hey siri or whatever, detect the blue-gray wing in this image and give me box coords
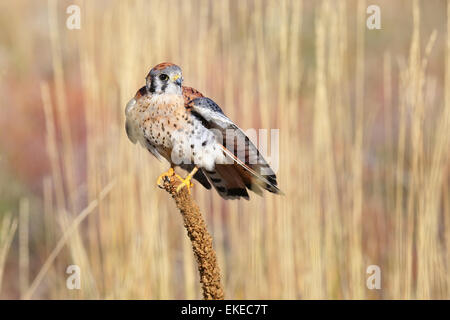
[187,97,282,197]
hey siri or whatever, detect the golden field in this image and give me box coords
[0,0,449,299]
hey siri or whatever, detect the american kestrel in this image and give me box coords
[125,62,282,200]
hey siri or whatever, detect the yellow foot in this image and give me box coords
[156,168,176,187]
[175,176,194,193]
[175,167,199,193]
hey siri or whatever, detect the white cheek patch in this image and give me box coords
[153,78,182,95]
[164,83,182,95]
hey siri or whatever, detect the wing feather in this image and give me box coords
[186,96,283,196]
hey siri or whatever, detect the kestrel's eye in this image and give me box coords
[159,74,169,81]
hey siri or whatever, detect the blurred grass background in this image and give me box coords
[0,0,449,299]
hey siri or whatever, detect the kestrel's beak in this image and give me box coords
[173,74,182,86]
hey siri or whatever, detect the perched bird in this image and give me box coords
[125,62,282,200]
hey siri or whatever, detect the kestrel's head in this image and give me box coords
[146,62,183,95]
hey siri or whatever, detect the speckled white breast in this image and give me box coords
[126,93,223,170]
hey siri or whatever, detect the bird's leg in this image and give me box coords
[156,167,176,187]
[176,167,199,193]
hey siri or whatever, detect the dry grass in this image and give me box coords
[0,0,448,299]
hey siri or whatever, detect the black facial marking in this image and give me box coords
[148,78,156,93]
[161,81,168,92]
[139,86,147,96]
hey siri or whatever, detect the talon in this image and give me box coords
[176,177,194,193]
[175,167,199,193]
[156,167,175,187]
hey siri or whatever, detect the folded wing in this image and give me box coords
[186,96,283,199]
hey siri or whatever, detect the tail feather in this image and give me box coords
[205,165,250,200]
[234,164,264,197]
[220,145,284,195]
[203,144,283,200]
